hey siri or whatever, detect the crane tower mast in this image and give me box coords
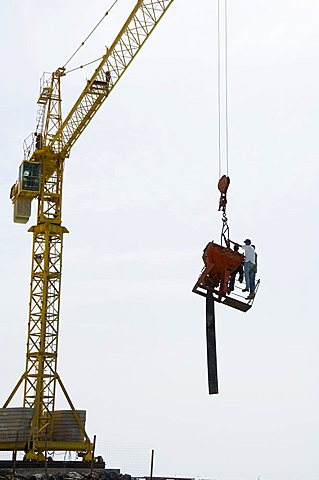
[3,0,174,461]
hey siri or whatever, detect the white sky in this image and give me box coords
[1,1,319,479]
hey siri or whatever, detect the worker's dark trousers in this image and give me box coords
[244,261,254,290]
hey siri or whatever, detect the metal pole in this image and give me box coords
[44,431,48,476]
[206,294,219,394]
[12,432,18,477]
[150,449,154,480]
[90,435,97,476]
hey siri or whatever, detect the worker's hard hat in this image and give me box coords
[244,239,251,245]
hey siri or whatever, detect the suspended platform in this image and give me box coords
[193,281,260,312]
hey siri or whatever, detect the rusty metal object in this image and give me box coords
[199,242,243,297]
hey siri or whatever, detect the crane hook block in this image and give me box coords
[218,175,230,212]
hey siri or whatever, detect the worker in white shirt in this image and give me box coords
[241,239,256,298]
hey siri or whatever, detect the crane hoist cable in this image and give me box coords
[217,0,230,246]
[217,0,229,178]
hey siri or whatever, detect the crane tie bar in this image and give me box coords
[65,56,104,75]
[63,0,120,69]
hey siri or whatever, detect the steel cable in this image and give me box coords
[217,0,229,177]
[225,0,229,176]
[217,0,230,245]
[63,0,120,69]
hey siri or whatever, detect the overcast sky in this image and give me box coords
[1,1,319,479]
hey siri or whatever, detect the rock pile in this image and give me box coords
[0,471,131,480]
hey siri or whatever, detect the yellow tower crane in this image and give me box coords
[1,0,174,463]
